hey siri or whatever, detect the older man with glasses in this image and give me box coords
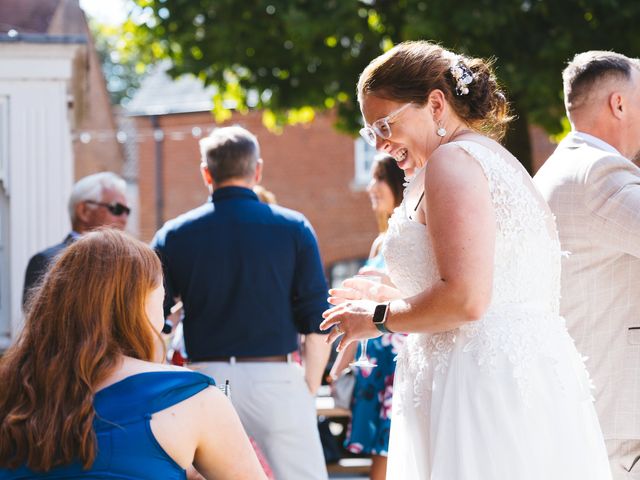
[22,171,130,307]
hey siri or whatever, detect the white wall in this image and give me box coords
[0,183,9,347]
[0,41,81,346]
[0,96,9,346]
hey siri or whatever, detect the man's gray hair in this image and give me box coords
[68,172,127,221]
[563,50,640,112]
[199,126,260,184]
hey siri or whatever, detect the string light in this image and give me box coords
[71,123,218,144]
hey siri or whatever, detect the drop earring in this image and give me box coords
[436,124,447,137]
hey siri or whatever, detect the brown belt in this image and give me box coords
[193,354,289,363]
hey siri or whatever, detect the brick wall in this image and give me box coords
[71,44,124,179]
[134,110,377,269]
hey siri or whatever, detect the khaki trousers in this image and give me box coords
[607,439,640,479]
[190,360,328,480]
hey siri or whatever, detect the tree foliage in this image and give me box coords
[91,20,145,106]
[121,0,640,165]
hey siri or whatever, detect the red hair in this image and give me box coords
[0,229,162,471]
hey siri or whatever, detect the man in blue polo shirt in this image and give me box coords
[152,125,331,480]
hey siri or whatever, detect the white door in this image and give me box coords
[0,95,9,346]
[0,185,9,345]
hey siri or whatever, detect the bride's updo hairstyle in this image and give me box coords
[357,41,511,140]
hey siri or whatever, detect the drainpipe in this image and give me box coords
[151,115,164,230]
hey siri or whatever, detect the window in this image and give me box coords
[352,138,377,189]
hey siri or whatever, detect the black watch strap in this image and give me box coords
[372,302,394,334]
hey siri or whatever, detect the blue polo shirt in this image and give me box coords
[151,186,329,360]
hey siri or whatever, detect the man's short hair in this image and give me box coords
[199,126,260,184]
[563,51,639,112]
[68,172,127,222]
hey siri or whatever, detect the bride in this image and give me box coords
[320,41,611,479]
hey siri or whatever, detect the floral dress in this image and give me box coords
[345,333,406,456]
[344,253,406,457]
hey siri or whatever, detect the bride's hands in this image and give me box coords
[320,300,381,351]
[328,276,402,305]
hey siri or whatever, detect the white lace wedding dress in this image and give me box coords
[383,141,611,480]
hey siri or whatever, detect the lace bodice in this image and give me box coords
[383,141,584,409]
[384,140,561,310]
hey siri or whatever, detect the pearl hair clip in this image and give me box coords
[450,59,474,96]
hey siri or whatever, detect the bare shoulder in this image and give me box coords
[97,357,193,391]
[122,356,192,374]
[425,141,487,187]
[152,363,193,373]
[176,383,232,422]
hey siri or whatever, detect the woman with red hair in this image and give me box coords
[0,229,265,479]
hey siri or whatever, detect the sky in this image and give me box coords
[79,0,129,25]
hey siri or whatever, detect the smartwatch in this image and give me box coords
[372,302,394,334]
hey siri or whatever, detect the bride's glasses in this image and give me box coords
[359,103,412,147]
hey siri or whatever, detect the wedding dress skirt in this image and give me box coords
[384,141,611,480]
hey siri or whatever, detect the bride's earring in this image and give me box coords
[436,122,447,137]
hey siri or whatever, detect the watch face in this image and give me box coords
[373,303,387,324]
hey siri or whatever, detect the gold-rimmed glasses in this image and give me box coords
[359,103,413,147]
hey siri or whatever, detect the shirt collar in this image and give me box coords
[211,186,259,202]
[570,130,622,156]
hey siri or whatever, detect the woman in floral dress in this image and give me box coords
[330,154,406,480]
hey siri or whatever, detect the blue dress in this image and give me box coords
[0,370,215,479]
[345,254,406,456]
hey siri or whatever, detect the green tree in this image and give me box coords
[124,0,640,171]
[91,20,146,106]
